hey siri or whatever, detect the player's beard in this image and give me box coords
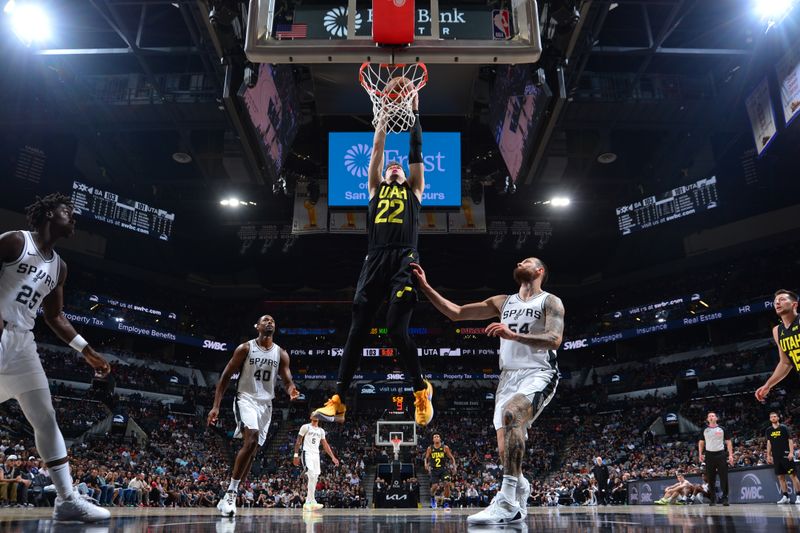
[513,266,536,285]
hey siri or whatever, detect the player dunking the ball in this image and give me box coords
[208,314,299,517]
[293,415,340,511]
[412,258,564,524]
[0,193,111,522]
[313,79,433,426]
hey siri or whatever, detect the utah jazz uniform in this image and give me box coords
[767,423,796,475]
[429,444,448,485]
[355,181,421,307]
[493,292,559,431]
[0,231,60,402]
[778,316,800,371]
[234,339,280,446]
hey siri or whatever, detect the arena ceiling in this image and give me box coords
[0,0,798,293]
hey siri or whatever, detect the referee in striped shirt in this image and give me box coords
[698,411,733,506]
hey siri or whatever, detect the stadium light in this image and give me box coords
[5,1,52,46]
[220,197,256,207]
[550,196,571,207]
[754,0,797,23]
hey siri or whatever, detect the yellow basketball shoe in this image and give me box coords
[311,394,346,423]
[413,380,434,426]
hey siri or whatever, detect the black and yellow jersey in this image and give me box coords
[778,315,800,371]
[430,445,446,471]
[367,182,420,251]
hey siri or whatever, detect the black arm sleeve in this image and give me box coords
[409,111,422,164]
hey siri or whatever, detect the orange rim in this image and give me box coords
[359,61,428,98]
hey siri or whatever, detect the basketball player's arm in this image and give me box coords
[407,97,425,201]
[0,231,25,333]
[292,432,304,466]
[444,445,456,472]
[207,342,248,426]
[487,295,565,350]
[411,264,504,320]
[321,438,339,466]
[767,439,773,463]
[368,126,387,199]
[756,326,794,401]
[41,259,111,377]
[279,348,299,400]
[424,446,432,472]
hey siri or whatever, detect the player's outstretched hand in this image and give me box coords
[288,384,301,401]
[485,322,516,340]
[207,407,219,427]
[755,384,770,403]
[410,263,428,287]
[292,456,300,467]
[333,458,340,467]
[83,346,111,378]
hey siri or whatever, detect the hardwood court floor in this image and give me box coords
[0,504,797,532]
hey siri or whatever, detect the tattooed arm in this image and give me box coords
[485,295,565,350]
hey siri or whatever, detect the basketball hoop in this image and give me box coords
[390,436,403,461]
[359,62,428,134]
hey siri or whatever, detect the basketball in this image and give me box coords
[385,76,414,99]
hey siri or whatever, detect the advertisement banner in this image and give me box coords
[561,297,776,350]
[292,181,328,234]
[328,132,461,208]
[329,211,367,233]
[745,78,778,156]
[86,294,176,320]
[296,371,501,381]
[294,6,495,40]
[448,197,487,233]
[777,45,800,126]
[46,309,231,351]
[627,467,785,504]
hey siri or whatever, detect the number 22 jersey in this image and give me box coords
[367,182,420,250]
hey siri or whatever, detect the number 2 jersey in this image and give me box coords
[778,315,800,371]
[367,182,420,250]
[498,292,558,372]
[0,231,60,331]
[236,339,280,402]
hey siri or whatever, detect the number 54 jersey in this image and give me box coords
[498,292,558,372]
[237,339,280,401]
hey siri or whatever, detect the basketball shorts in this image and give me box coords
[302,451,321,476]
[493,368,559,431]
[775,457,797,476]
[233,393,272,446]
[354,247,419,306]
[430,469,447,484]
[0,327,49,404]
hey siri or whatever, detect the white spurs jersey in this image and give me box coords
[299,423,326,454]
[498,291,558,371]
[0,231,60,330]
[236,339,280,401]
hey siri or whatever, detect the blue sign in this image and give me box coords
[328,132,461,207]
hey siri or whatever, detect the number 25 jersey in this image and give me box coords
[368,182,420,250]
[237,340,280,401]
[499,292,558,371]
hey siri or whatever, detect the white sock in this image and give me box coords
[228,479,240,492]
[500,475,518,500]
[307,475,318,503]
[516,475,529,495]
[49,463,74,500]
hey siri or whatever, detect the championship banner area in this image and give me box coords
[418,212,448,233]
[329,211,367,234]
[627,466,786,505]
[777,45,800,126]
[292,181,328,234]
[448,196,487,233]
[746,78,778,156]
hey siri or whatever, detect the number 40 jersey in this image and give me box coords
[237,339,280,401]
[498,292,558,372]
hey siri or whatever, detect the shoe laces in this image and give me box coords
[226,492,236,504]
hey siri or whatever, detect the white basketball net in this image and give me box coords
[359,62,428,134]
[390,438,402,460]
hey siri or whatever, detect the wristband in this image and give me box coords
[69,335,88,353]
[294,453,299,458]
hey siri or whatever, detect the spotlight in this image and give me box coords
[5,1,52,46]
[220,197,241,207]
[754,0,797,22]
[550,196,571,207]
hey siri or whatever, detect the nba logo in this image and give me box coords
[493,9,510,40]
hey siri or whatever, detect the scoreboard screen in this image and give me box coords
[71,181,175,241]
[616,176,718,236]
